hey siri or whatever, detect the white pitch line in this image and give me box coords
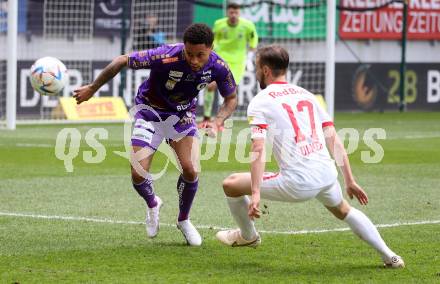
[1,211,439,235]
[0,143,53,148]
[16,143,53,148]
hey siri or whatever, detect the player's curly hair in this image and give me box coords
[257,45,290,77]
[183,23,214,47]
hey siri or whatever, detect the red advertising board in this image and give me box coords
[339,0,440,40]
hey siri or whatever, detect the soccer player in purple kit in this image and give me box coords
[73,24,238,246]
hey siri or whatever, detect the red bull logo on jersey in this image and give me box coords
[268,87,305,99]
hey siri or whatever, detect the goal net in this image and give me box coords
[0,0,333,126]
[128,0,178,107]
[0,0,180,126]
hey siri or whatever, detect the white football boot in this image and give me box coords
[145,196,163,238]
[216,229,261,248]
[384,255,405,268]
[177,219,202,246]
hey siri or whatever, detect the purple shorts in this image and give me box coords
[131,105,198,150]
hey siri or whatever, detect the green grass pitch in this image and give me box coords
[1,112,439,283]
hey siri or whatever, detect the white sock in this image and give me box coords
[226,196,258,240]
[344,207,395,261]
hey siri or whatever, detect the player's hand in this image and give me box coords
[248,193,261,220]
[73,84,95,105]
[205,121,220,138]
[346,181,368,205]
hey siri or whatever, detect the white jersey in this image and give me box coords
[247,82,338,190]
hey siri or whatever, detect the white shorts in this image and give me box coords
[260,172,343,207]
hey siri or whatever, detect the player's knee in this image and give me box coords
[131,166,147,184]
[181,165,198,182]
[331,199,351,220]
[222,174,237,196]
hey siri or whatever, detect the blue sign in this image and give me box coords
[0,0,28,33]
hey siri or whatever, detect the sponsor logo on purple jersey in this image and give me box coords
[128,43,236,113]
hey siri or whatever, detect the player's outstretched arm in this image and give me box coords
[249,137,265,219]
[324,125,369,205]
[73,54,128,104]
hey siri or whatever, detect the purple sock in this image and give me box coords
[177,175,198,221]
[133,177,157,208]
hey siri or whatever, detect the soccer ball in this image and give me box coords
[30,57,68,96]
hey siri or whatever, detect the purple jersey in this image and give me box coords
[128,43,236,112]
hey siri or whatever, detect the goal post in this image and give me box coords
[6,0,17,130]
[0,0,180,126]
[325,0,336,119]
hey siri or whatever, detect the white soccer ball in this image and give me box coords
[30,57,68,96]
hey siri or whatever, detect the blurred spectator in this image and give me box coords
[133,13,166,51]
[199,2,258,127]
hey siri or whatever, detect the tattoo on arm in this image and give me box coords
[215,93,238,124]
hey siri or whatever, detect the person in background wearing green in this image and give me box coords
[199,2,258,129]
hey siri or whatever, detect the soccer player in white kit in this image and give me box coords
[216,45,404,268]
